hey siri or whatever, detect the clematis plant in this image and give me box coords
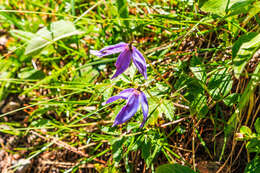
[90,42,147,79]
[104,88,148,127]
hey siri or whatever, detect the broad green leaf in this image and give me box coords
[199,0,228,16]
[232,32,260,79]
[51,20,82,41]
[25,20,83,55]
[244,156,260,173]
[155,164,196,173]
[199,0,256,16]
[227,0,255,16]
[228,0,255,11]
[10,29,36,41]
[25,27,52,55]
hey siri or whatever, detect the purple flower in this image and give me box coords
[90,42,147,79]
[104,88,148,127]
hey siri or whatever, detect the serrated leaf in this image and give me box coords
[147,99,160,126]
[232,32,260,79]
[190,66,206,82]
[208,68,233,100]
[159,100,175,121]
[155,164,196,173]
[191,93,208,117]
[246,139,260,153]
[223,93,239,106]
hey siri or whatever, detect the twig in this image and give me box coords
[30,130,106,165]
[161,117,187,127]
[73,1,102,23]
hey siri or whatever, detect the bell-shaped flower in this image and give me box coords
[90,42,147,79]
[104,88,148,127]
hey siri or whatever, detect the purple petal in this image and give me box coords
[111,49,132,79]
[132,47,147,79]
[105,88,135,105]
[90,42,127,57]
[113,93,140,126]
[90,50,103,57]
[139,91,148,127]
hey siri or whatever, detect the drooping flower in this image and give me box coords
[104,88,148,127]
[90,42,147,79]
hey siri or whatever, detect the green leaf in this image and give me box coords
[228,0,255,11]
[51,20,82,41]
[199,0,256,16]
[199,0,228,16]
[254,118,260,134]
[159,100,175,121]
[240,126,252,136]
[208,68,233,100]
[25,20,83,55]
[18,67,45,79]
[190,66,206,83]
[146,99,160,126]
[78,66,99,83]
[116,0,129,27]
[10,29,36,42]
[232,32,260,79]
[111,137,125,165]
[25,27,52,55]
[191,93,208,117]
[244,156,260,173]
[225,63,260,136]
[223,93,240,106]
[155,164,196,173]
[246,138,260,153]
[242,1,260,26]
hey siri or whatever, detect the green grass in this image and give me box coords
[0,0,259,172]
